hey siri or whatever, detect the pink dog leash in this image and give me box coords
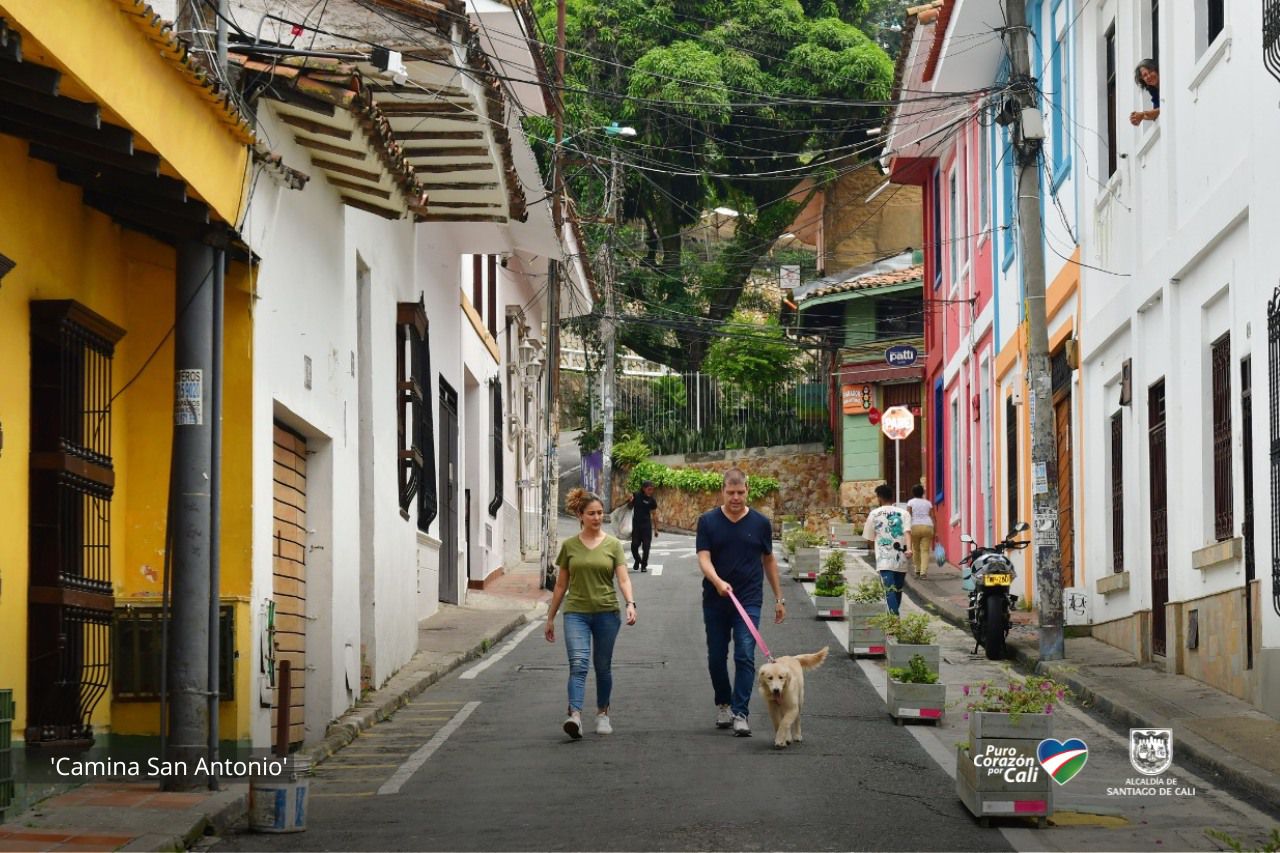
[727,589,774,662]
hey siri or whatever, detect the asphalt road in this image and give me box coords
[214,529,1277,852]
[213,532,1008,852]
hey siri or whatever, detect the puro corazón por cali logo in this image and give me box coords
[1036,738,1089,785]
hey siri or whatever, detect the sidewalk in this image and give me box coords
[903,559,1280,812]
[0,578,548,852]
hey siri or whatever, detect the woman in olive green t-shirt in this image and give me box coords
[545,488,637,739]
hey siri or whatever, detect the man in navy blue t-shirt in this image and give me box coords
[696,467,784,737]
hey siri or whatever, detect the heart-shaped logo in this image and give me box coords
[1037,738,1088,785]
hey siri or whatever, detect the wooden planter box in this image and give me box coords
[956,711,1054,826]
[813,593,845,620]
[886,679,946,724]
[887,642,940,673]
[791,548,819,581]
[847,601,886,657]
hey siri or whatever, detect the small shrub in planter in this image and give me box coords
[813,551,847,619]
[886,653,946,725]
[871,613,941,673]
[847,575,887,657]
[785,529,824,580]
[954,674,1074,827]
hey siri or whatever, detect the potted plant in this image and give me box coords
[813,551,847,619]
[886,654,945,725]
[954,674,1074,827]
[780,515,801,538]
[872,613,941,674]
[846,575,887,657]
[783,528,824,580]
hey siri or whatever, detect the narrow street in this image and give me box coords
[214,531,1276,852]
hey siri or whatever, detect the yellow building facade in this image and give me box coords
[0,0,255,758]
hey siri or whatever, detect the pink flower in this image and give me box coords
[963,712,969,720]
[1045,704,1054,715]
[963,685,970,696]
[1056,690,1065,700]
[979,684,988,694]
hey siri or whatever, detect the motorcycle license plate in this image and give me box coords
[983,573,1013,586]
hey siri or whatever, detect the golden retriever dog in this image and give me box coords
[757,647,829,749]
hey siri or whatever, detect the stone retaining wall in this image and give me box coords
[612,444,845,536]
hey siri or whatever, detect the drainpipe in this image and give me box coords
[207,246,225,789]
[165,239,213,790]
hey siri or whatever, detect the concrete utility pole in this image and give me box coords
[541,0,567,589]
[600,149,620,512]
[1005,0,1064,660]
[167,240,215,789]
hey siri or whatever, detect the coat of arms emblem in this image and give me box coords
[1129,728,1173,776]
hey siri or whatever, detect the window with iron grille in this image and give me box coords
[1266,0,1280,84]
[1104,24,1118,178]
[114,606,234,700]
[397,299,438,530]
[1268,286,1280,617]
[1006,395,1018,528]
[488,376,503,518]
[1111,411,1124,571]
[1211,333,1233,541]
[27,300,124,746]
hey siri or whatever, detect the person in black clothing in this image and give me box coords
[627,480,660,572]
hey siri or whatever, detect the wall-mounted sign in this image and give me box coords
[867,406,882,426]
[884,345,919,368]
[842,383,873,414]
[780,265,801,290]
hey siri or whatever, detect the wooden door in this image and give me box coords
[1148,381,1169,658]
[1054,392,1075,588]
[272,423,307,747]
[881,383,923,501]
[438,383,459,604]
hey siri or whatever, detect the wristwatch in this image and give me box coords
[776,599,786,606]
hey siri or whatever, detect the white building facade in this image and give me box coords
[194,0,586,746]
[1075,0,1280,718]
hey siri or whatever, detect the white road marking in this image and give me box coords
[647,564,663,576]
[377,701,480,795]
[459,620,542,680]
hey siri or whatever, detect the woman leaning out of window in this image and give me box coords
[1130,58,1160,126]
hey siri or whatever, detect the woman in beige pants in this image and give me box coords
[905,484,936,578]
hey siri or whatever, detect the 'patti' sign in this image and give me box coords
[884,345,919,367]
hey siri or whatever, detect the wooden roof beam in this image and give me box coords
[277,112,353,141]
[0,56,60,95]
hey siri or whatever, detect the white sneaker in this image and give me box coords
[715,705,733,729]
[733,714,751,737]
[595,713,613,735]
[563,711,582,739]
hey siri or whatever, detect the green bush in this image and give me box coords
[888,654,939,684]
[848,574,886,603]
[625,460,780,502]
[814,550,846,597]
[869,613,937,646]
[611,433,652,469]
[782,527,824,555]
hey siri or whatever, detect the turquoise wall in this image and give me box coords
[842,415,882,481]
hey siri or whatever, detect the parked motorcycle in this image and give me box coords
[958,522,1030,660]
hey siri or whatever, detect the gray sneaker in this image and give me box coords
[733,714,751,737]
[563,711,582,739]
[595,713,613,735]
[715,705,733,729]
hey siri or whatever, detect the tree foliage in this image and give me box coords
[701,312,802,396]
[531,0,894,372]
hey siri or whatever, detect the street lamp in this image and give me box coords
[550,122,637,145]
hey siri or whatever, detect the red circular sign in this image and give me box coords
[867,407,881,425]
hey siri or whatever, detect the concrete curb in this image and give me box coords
[302,611,531,769]
[902,580,1280,812]
[119,788,248,852]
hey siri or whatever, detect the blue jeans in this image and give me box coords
[880,570,907,616]
[563,610,622,713]
[703,599,761,719]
